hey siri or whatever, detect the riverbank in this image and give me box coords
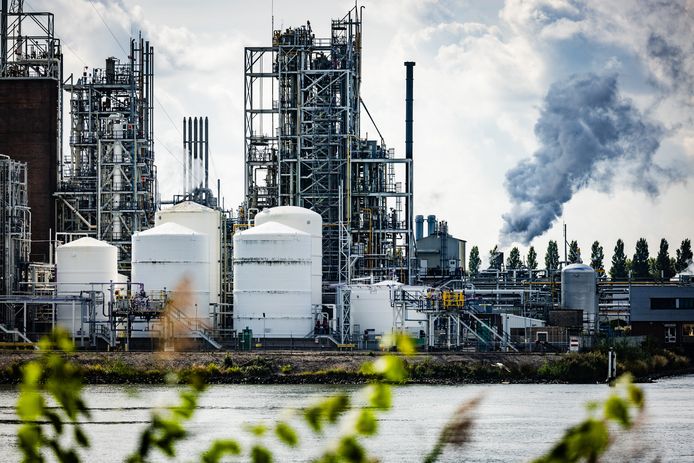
[0,348,690,385]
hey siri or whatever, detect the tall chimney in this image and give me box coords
[405,61,415,284]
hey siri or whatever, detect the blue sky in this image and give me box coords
[30,0,694,267]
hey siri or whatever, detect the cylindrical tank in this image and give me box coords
[427,214,437,236]
[233,221,312,338]
[415,215,424,240]
[155,201,221,307]
[132,222,210,326]
[561,263,598,331]
[254,206,322,306]
[56,237,119,334]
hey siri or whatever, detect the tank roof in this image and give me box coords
[59,237,115,249]
[137,222,200,236]
[562,263,595,272]
[256,206,321,220]
[162,201,215,213]
[239,221,309,236]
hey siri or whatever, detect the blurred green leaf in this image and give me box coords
[250,444,273,463]
[366,383,392,411]
[373,356,407,383]
[275,421,298,447]
[354,409,377,436]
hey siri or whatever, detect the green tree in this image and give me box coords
[568,240,581,264]
[527,246,538,270]
[675,238,693,272]
[632,238,650,280]
[468,246,481,277]
[590,241,604,273]
[610,239,628,280]
[545,241,559,272]
[655,238,675,280]
[506,247,522,269]
[489,245,502,270]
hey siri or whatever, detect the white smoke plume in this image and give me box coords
[500,72,682,245]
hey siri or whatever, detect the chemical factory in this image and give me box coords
[1,2,693,353]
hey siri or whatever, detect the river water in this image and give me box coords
[1,376,692,462]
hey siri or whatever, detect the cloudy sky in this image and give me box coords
[29,0,694,267]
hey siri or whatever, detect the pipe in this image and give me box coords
[204,116,209,190]
[404,61,415,284]
[182,117,187,194]
[415,215,424,241]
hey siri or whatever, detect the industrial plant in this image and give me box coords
[1,1,693,353]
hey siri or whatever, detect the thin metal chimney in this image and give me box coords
[405,61,415,283]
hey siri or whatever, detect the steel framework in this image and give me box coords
[243,6,413,299]
[56,35,156,275]
[0,154,30,305]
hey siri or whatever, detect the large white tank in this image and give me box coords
[254,206,322,306]
[233,221,312,338]
[56,237,119,334]
[132,222,210,325]
[350,281,427,337]
[155,201,221,306]
[561,263,598,331]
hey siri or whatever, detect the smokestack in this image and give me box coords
[405,62,415,160]
[187,117,193,193]
[415,215,424,241]
[204,117,209,190]
[405,61,415,284]
[427,215,436,236]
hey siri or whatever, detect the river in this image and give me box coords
[1,375,692,462]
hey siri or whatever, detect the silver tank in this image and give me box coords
[561,263,598,332]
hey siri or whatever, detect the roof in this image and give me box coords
[59,237,115,249]
[238,221,309,236]
[137,222,200,236]
[562,263,594,273]
[162,201,215,213]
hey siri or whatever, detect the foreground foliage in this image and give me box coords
[17,329,649,462]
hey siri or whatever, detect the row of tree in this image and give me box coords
[467,238,693,281]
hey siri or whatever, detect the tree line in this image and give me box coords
[467,238,693,280]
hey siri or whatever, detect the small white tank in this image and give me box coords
[156,201,221,306]
[132,222,210,326]
[56,237,119,334]
[254,206,323,306]
[233,221,312,338]
[561,263,598,331]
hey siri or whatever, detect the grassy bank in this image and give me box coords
[0,348,690,385]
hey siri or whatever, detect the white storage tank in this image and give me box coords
[156,201,221,307]
[56,237,119,334]
[233,221,312,338]
[132,222,210,326]
[254,206,322,306]
[561,263,598,332]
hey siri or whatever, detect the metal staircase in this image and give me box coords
[167,306,222,350]
[0,324,38,349]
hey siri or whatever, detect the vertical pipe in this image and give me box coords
[198,116,204,189]
[187,117,192,193]
[182,117,187,194]
[193,117,198,190]
[205,117,209,190]
[404,61,415,284]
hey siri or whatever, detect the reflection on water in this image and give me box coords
[1,376,693,462]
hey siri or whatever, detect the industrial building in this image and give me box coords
[242,7,414,295]
[0,2,693,353]
[415,215,466,281]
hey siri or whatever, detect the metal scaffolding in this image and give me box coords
[1,0,62,79]
[0,155,30,327]
[56,35,156,275]
[243,6,413,298]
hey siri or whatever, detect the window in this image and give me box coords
[683,325,694,338]
[679,298,694,310]
[536,331,548,342]
[651,298,677,310]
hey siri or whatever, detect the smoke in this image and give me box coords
[500,72,681,245]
